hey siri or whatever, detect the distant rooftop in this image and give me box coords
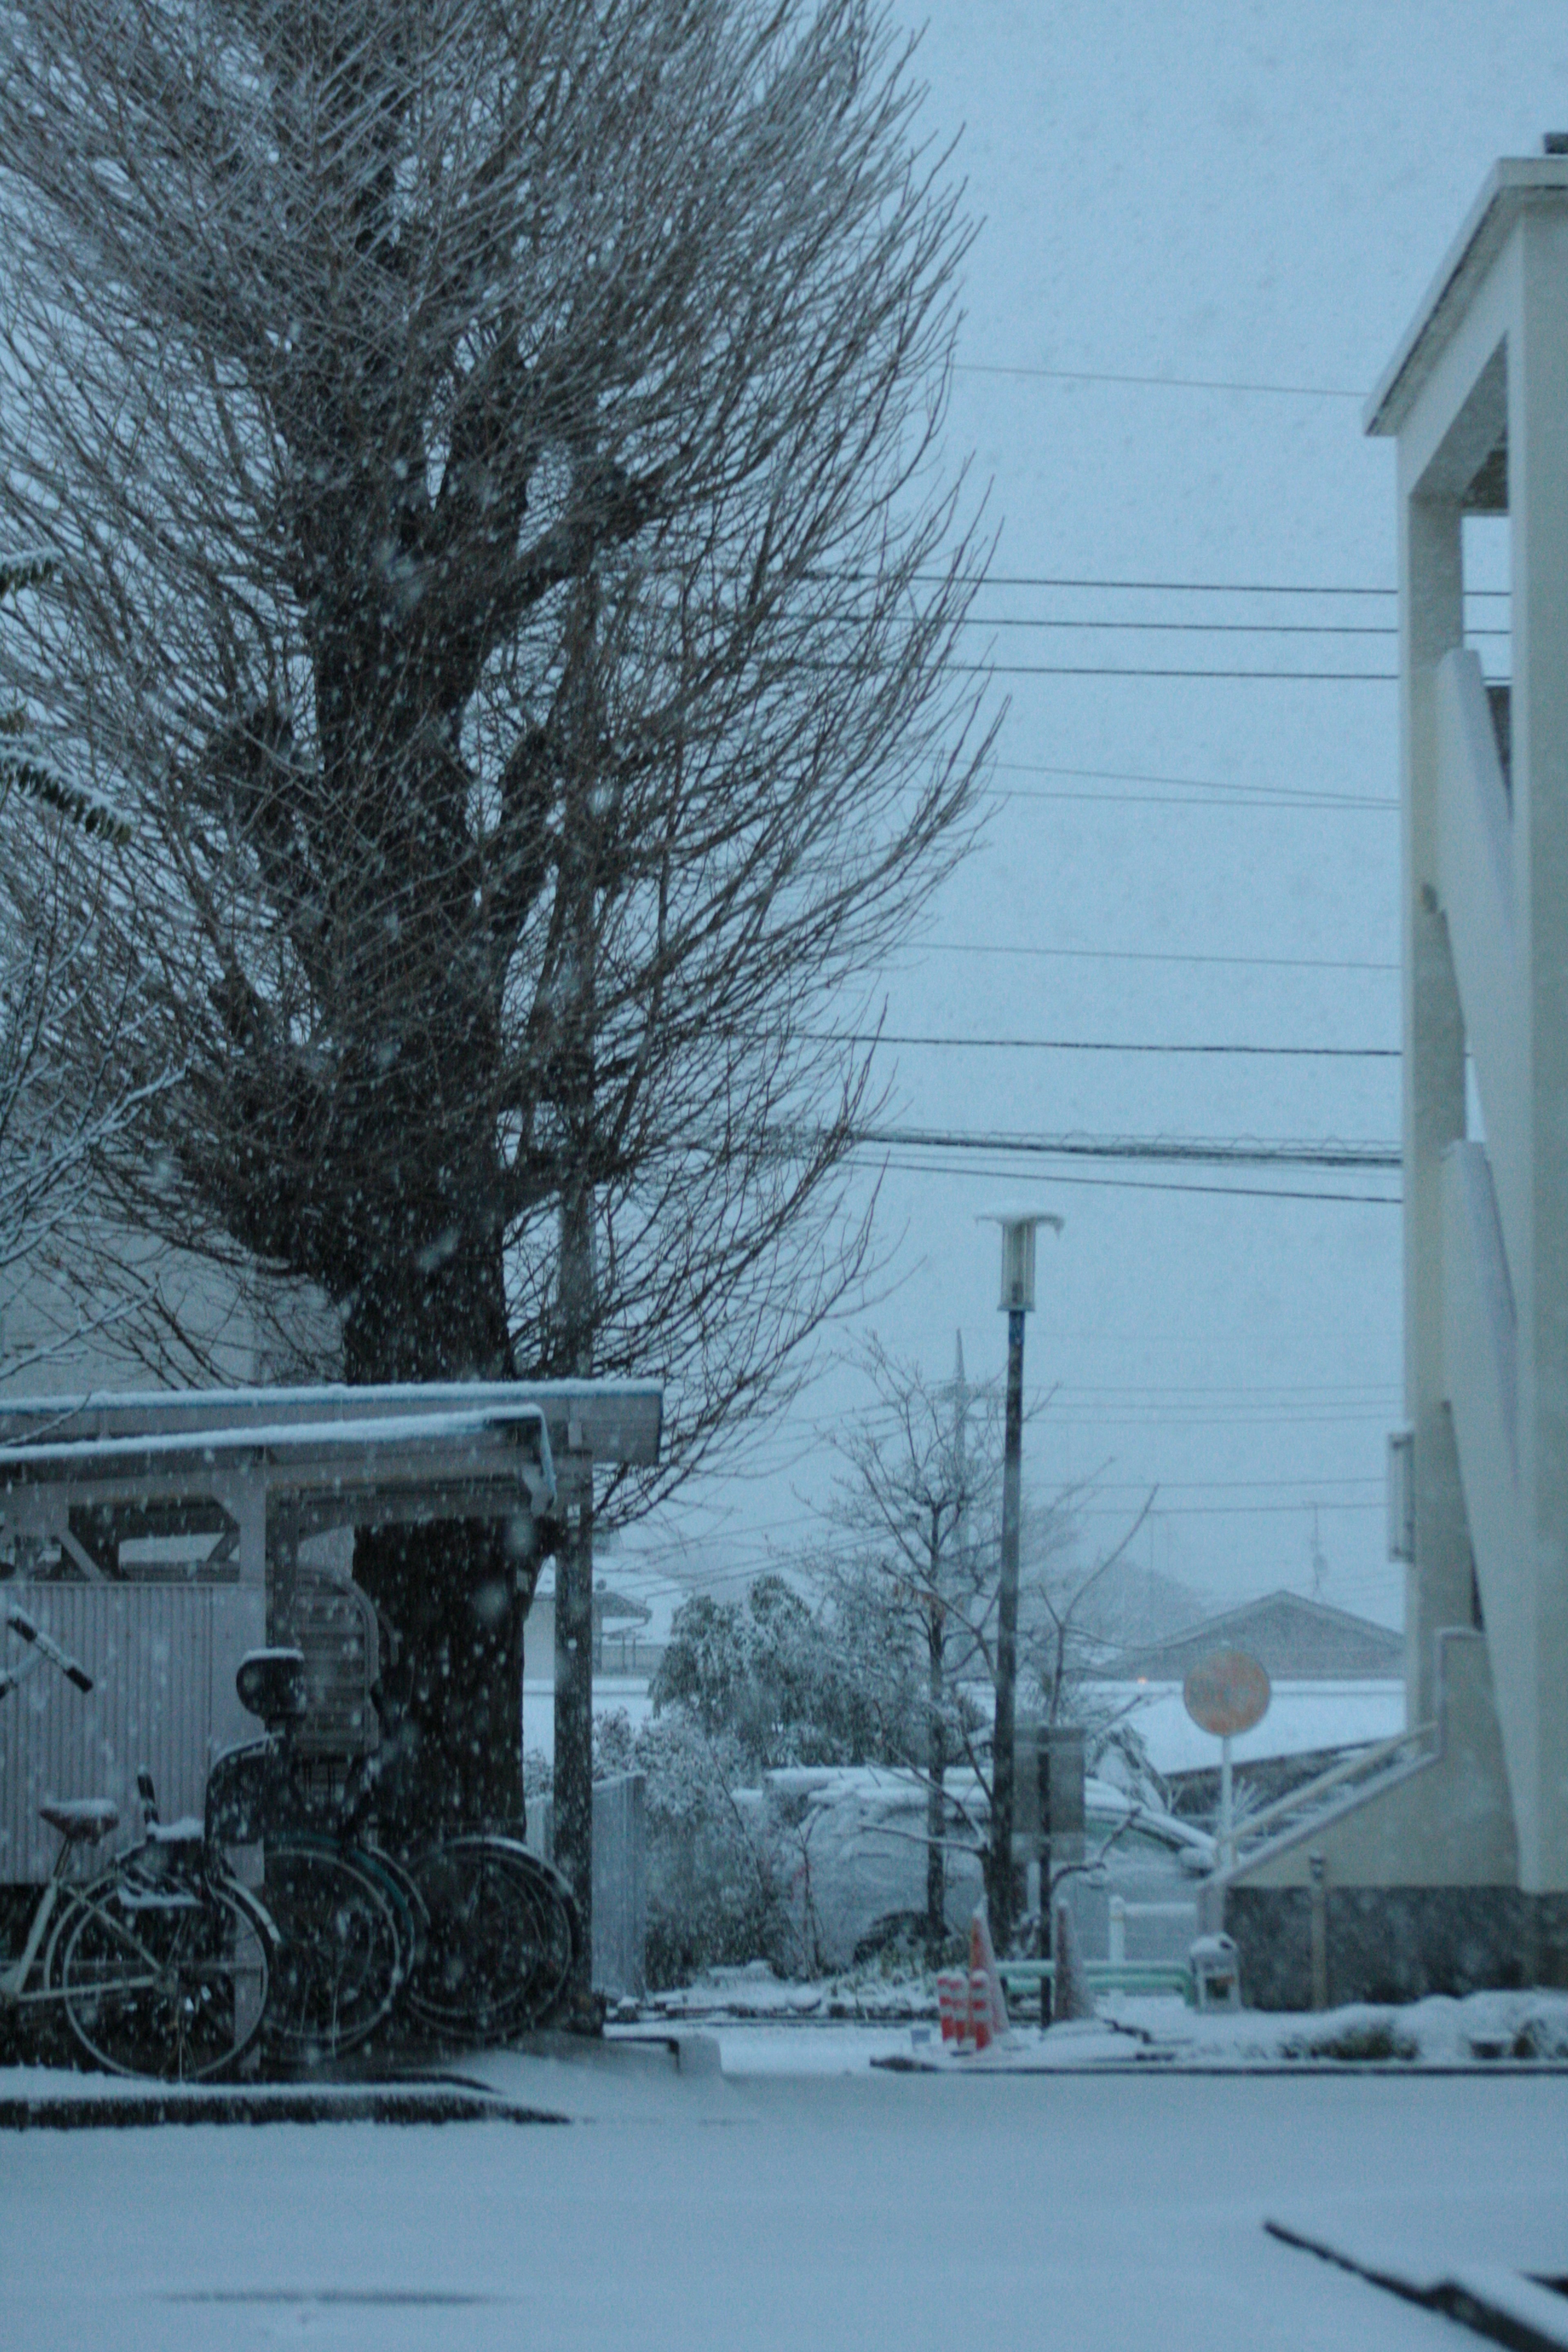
[1100,1589,1403,1684]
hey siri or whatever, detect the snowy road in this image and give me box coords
[3,2050,1565,2350]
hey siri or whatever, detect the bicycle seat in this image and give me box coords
[236,1648,307,1724]
[38,1797,119,1842]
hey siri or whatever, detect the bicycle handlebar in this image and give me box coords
[4,1606,93,1694]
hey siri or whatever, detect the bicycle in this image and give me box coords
[0,1615,275,2080]
[206,1646,579,2060]
[203,1649,425,2066]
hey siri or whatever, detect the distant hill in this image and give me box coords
[1067,1559,1209,1655]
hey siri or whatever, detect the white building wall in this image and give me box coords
[1378,163,1568,1894]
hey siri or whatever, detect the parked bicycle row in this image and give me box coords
[1,1621,579,2081]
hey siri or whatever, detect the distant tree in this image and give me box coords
[817,1337,1000,1953]
[0,0,992,1824]
[814,1338,1160,1944]
[652,1574,892,1773]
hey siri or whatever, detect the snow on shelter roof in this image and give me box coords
[1365,154,1568,436]
[0,1403,550,1483]
[0,1408,564,1544]
[0,1378,662,1468]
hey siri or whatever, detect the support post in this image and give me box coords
[554,1441,594,2005]
[980,1211,1061,1950]
[552,566,601,2010]
[1309,1851,1329,2011]
[989,1304,1026,1944]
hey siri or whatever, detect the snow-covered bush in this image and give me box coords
[594,1709,781,1988]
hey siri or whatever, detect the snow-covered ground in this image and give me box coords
[4,2038,1568,2351]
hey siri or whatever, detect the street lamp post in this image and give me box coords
[982,1210,1062,1949]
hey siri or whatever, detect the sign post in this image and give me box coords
[1183,1648,1271,1870]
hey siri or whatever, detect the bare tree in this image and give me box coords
[817,1342,1165,1947]
[0,0,992,1825]
[819,1336,1001,1956]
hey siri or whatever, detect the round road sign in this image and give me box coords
[1183,1649,1271,1737]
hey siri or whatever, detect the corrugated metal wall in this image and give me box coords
[1,1585,263,1880]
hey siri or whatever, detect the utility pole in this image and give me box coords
[924,1331,967,1961]
[553,570,600,2011]
[982,1212,1061,1949]
[554,1206,595,2010]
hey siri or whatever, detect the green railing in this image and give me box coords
[997,1958,1194,2007]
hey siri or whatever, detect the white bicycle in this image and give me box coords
[0,1607,276,2080]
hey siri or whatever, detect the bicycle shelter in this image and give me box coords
[0,1382,661,1882]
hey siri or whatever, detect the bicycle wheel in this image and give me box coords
[261,1837,411,2063]
[58,1872,272,2081]
[403,1836,579,2040]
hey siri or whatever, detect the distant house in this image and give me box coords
[1101,1590,1402,1685]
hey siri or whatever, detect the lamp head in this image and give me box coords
[977,1209,1064,1313]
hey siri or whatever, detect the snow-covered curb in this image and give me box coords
[643,1969,1568,2067]
[880,1988,1568,2069]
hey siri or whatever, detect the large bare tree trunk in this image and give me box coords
[356,1519,529,1839]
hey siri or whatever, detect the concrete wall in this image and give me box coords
[1232,1633,1516,1893]
[530,1773,647,2002]
[1227,1884,1568,2009]
[0,1217,339,1402]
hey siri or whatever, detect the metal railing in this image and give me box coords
[998,1957,1194,2006]
[1223,1720,1438,1876]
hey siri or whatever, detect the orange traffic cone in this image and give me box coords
[969,1966,993,2050]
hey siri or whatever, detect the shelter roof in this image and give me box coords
[0,1403,556,1514]
[0,1379,662,1469]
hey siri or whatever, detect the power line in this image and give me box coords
[1061,1474,1377,1493]
[821,1032,1397,1058]
[987,758,1397,812]
[927,572,1410,595]
[855,1127,1399,1168]
[916,942,1398,971]
[951,361,1367,399]
[1037,1381,1397,1398]
[958,662,1400,680]
[866,1156,1400,1207]
[1074,1499,1383,1518]
[962,615,1507,637]
[996,786,1397,811]
[920,572,1505,598]
[996,758,1367,788]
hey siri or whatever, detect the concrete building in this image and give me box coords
[1223,149,1568,2004]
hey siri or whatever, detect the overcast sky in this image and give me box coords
[620,2,1568,1632]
